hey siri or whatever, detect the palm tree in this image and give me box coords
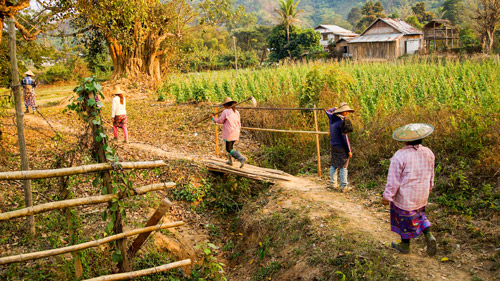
[274,0,304,44]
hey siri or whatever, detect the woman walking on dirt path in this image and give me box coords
[111,86,129,143]
[21,70,37,114]
[383,123,437,256]
[210,97,246,168]
[325,102,354,192]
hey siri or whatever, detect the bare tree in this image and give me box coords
[474,0,500,53]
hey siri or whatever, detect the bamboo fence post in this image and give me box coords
[82,259,192,281]
[59,171,83,279]
[8,17,35,236]
[214,108,219,157]
[313,105,321,178]
[128,199,173,258]
[0,222,185,265]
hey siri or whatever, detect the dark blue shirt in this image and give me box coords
[325,110,351,153]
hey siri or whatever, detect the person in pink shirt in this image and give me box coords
[383,123,437,256]
[210,97,246,168]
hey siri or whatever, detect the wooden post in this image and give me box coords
[214,108,219,157]
[8,17,35,236]
[83,91,130,272]
[313,105,321,178]
[128,199,172,258]
[233,36,238,71]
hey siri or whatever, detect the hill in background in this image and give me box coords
[236,0,445,29]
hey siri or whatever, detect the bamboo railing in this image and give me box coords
[0,222,184,265]
[0,182,175,221]
[213,105,328,178]
[0,160,191,280]
[83,259,192,281]
[0,160,167,180]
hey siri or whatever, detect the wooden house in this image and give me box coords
[349,18,423,60]
[314,25,358,51]
[423,19,459,52]
[335,38,355,58]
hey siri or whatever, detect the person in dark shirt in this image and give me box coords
[325,102,354,192]
[20,70,37,113]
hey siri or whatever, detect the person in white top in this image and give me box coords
[111,86,129,143]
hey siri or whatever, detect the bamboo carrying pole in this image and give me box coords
[82,259,192,281]
[0,160,167,180]
[235,106,325,111]
[0,182,175,221]
[0,222,185,265]
[8,17,35,236]
[313,105,321,177]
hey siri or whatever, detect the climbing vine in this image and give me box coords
[65,77,132,268]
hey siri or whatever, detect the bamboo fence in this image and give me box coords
[0,182,175,221]
[0,222,185,265]
[0,160,167,180]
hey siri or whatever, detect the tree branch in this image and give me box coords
[12,16,42,41]
[0,0,30,16]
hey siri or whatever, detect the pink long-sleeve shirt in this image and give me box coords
[213,108,241,141]
[383,144,435,211]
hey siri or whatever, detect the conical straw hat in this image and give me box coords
[392,123,434,142]
[221,97,237,106]
[111,85,125,95]
[24,70,35,76]
[333,102,354,113]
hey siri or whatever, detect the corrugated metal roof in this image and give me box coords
[361,18,422,36]
[348,33,403,43]
[314,24,358,36]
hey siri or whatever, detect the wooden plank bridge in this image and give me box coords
[204,158,293,182]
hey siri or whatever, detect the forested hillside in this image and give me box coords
[237,0,446,27]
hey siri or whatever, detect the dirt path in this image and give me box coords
[20,110,482,281]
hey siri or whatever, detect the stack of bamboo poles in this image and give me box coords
[204,158,292,182]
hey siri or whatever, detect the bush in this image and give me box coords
[38,57,90,84]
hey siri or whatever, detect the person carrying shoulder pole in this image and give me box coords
[210,97,246,168]
[383,123,437,256]
[21,70,37,114]
[325,102,354,192]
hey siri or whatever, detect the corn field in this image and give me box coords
[159,56,500,121]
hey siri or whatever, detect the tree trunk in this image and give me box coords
[0,16,4,43]
[8,17,35,236]
[108,37,163,84]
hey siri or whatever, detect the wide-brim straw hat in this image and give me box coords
[111,85,125,95]
[24,70,35,76]
[333,102,354,114]
[392,123,434,142]
[221,97,237,106]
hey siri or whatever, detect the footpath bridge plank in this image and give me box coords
[203,158,292,182]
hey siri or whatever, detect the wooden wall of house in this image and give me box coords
[363,21,399,35]
[351,41,397,60]
[399,34,424,55]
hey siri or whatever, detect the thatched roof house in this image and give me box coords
[349,18,423,60]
